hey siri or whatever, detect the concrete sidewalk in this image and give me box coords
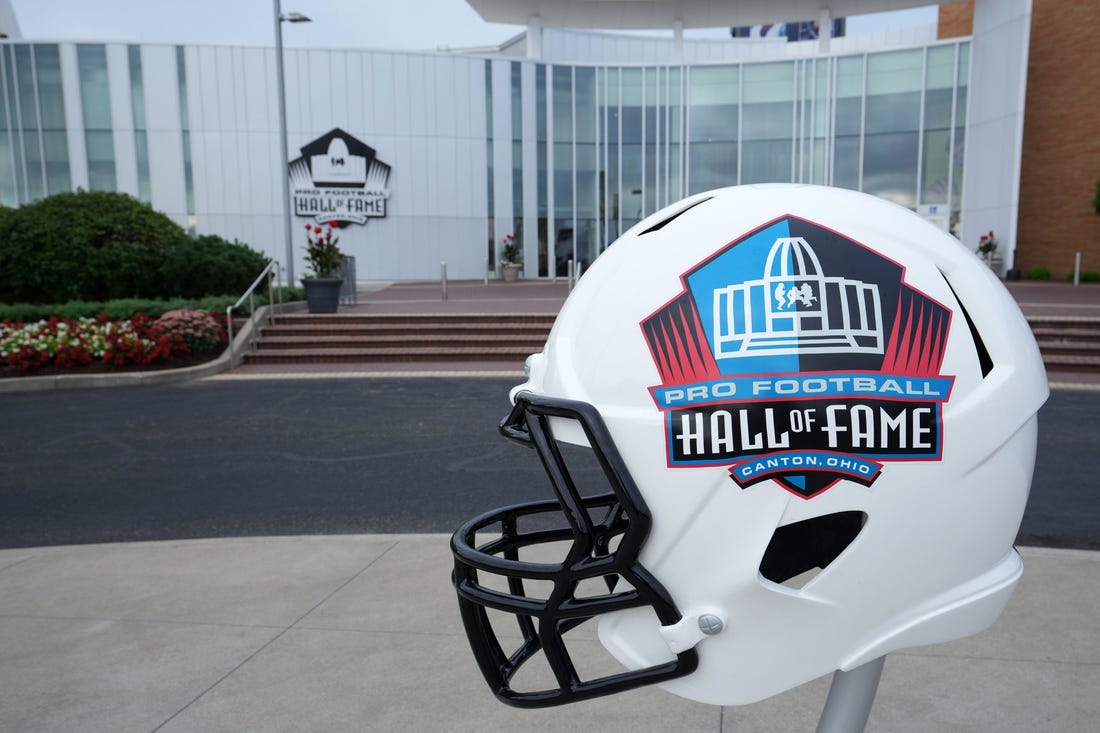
[0,536,1096,732]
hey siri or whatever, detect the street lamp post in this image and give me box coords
[273,1,311,284]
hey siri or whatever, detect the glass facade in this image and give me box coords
[0,38,970,276]
[0,44,71,205]
[510,41,969,275]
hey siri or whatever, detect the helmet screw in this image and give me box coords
[697,614,724,636]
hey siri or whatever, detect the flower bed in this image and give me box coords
[0,311,226,375]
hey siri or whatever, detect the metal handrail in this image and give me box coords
[227,260,283,364]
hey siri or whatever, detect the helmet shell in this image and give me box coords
[516,184,1046,705]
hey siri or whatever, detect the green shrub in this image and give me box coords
[0,191,189,303]
[1065,270,1100,282]
[155,309,226,353]
[1026,267,1051,280]
[0,191,273,304]
[0,289,301,324]
[159,234,271,299]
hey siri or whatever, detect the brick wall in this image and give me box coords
[937,1,973,39]
[1016,0,1100,275]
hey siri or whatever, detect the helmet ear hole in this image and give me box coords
[758,511,867,589]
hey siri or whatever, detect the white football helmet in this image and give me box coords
[451,184,1047,707]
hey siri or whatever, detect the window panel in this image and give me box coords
[14,45,37,129]
[741,139,792,184]
[575,66,596,143]
[688,141,736,193]
[865,49,923,96]
[22,130,43,197]
[35,45,65,129]
[43,130,69,194]
[862,131,918,207]
[86,129,116,191]
[34,45,69,196]
[921,129,950,204]
[0,132,15,205]
[834,136,860,191]
[77,45,111,129]
[742,63,793,174]
[688,66,737,144]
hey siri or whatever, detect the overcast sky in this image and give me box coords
[9,0,937,51]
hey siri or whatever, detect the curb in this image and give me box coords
[0,303,291,394]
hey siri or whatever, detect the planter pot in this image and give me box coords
[303,277,343,313]
[502,263,523,282]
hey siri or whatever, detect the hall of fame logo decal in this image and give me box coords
[289,128,391,225]
[641,215,955,499]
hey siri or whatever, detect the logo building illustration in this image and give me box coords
[712,236,884,359]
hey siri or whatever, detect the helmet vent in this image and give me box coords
[940,271,994,377]
[638,197,713,235]
[758,511,867,589]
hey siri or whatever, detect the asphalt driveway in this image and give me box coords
[0,378,1095,549]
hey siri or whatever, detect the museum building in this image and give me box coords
[0,0,1091,283]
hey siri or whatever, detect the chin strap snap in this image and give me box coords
[659,611,726,654]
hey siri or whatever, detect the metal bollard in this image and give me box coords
[441,262,448,301]
[1074,252,1082,286]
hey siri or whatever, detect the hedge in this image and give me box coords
[0,288,303,324]
[0,191,270,304]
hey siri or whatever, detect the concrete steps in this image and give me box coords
[242,313,554,366]
[1029,316,1100,373]
[241,312,1100,375]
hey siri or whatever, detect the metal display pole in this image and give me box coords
[814,656,886,733]
[274,0,294,284]
[273,2,311,284]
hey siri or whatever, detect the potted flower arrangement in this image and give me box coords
[978,229,999,270]
[500,234,523,282]
[302,222,344,313]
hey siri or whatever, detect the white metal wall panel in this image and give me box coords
[491,58,512,265]
[356,54,375,133]
[961,0,1031,274]
[306,50,331,133]
[329,51,349,128]
[215,47,236,132]
[435,136,457,218]
[467,59,483,143]
[372,53,395,135]
[434,56,457,138]
[189,128,209,215]
[189,48,212,131]
[407,54,428,137]
[140,44,186,222]
[392,54,412,137]
[521,61,538,276]
[286,48,307,140]
[242,47,272,133]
